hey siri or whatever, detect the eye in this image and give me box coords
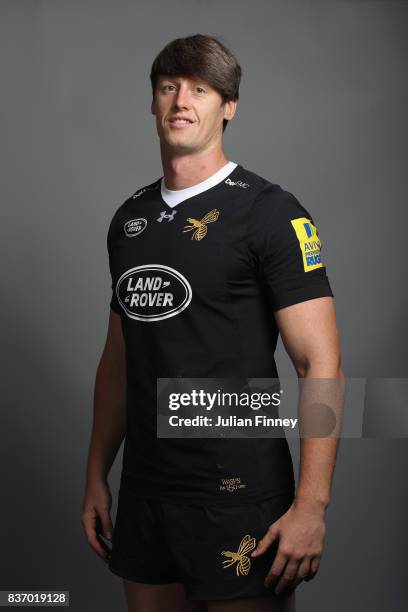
[162,84,176,92]
[196,87,206,94]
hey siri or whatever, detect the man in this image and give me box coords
[81,34,343,612]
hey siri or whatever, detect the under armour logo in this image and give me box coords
[157,210,177,223]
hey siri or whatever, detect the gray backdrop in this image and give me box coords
[1,0,407,610]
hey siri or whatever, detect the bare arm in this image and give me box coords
[275,295,344,511]
[81,308,127,561]
[85,308,127,484]
[252,296,344,593]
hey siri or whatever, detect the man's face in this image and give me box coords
[151,75,236,153]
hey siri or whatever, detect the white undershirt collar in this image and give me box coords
[160,161,238,208]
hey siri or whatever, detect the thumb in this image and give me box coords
[251,522,280,557]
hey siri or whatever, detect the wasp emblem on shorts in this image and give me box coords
[182,209,220,241]
[221,534,256,576]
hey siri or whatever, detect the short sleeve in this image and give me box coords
[107,212,122,314]
[248,185,334,312]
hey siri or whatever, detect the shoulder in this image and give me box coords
[238,165,311,222]
[253,185,311,225]
[128,178,161,201]
[108,177,161,228]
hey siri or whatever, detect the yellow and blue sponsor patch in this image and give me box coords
[290,217,324,272]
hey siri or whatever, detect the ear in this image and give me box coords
[224,99,237,121]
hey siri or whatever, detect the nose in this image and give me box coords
[173,83,191,109]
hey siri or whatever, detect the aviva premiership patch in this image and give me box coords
[290,217,324,272]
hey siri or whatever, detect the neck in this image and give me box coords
[160,148,230,190]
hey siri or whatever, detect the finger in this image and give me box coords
[98,508,114,541]
[304,556,320,581]
[288,557,311,591]
[89,532,112,561]
[81,511,111,562]
[274,559,301,595]
[251,524,279,557]
[264,549,289,588]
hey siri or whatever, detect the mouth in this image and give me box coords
[167,118,196,128]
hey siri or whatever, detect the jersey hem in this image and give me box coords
[110,302,121,314]
[272,283,334,312]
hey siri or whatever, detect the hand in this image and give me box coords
[81,478,114,562]
[251,499,326,595]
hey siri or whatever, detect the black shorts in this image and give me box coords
[108,487,295,601]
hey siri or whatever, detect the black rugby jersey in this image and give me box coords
[107,163,334,505]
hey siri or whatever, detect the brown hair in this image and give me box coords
[150,34,242,133]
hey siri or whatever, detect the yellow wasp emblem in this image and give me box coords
[182,209,220,241]
[221,534,256,576]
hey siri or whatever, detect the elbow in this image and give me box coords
[294,354,344,379]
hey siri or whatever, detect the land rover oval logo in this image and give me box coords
[116,264,192,322]
[123,218,147,237]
